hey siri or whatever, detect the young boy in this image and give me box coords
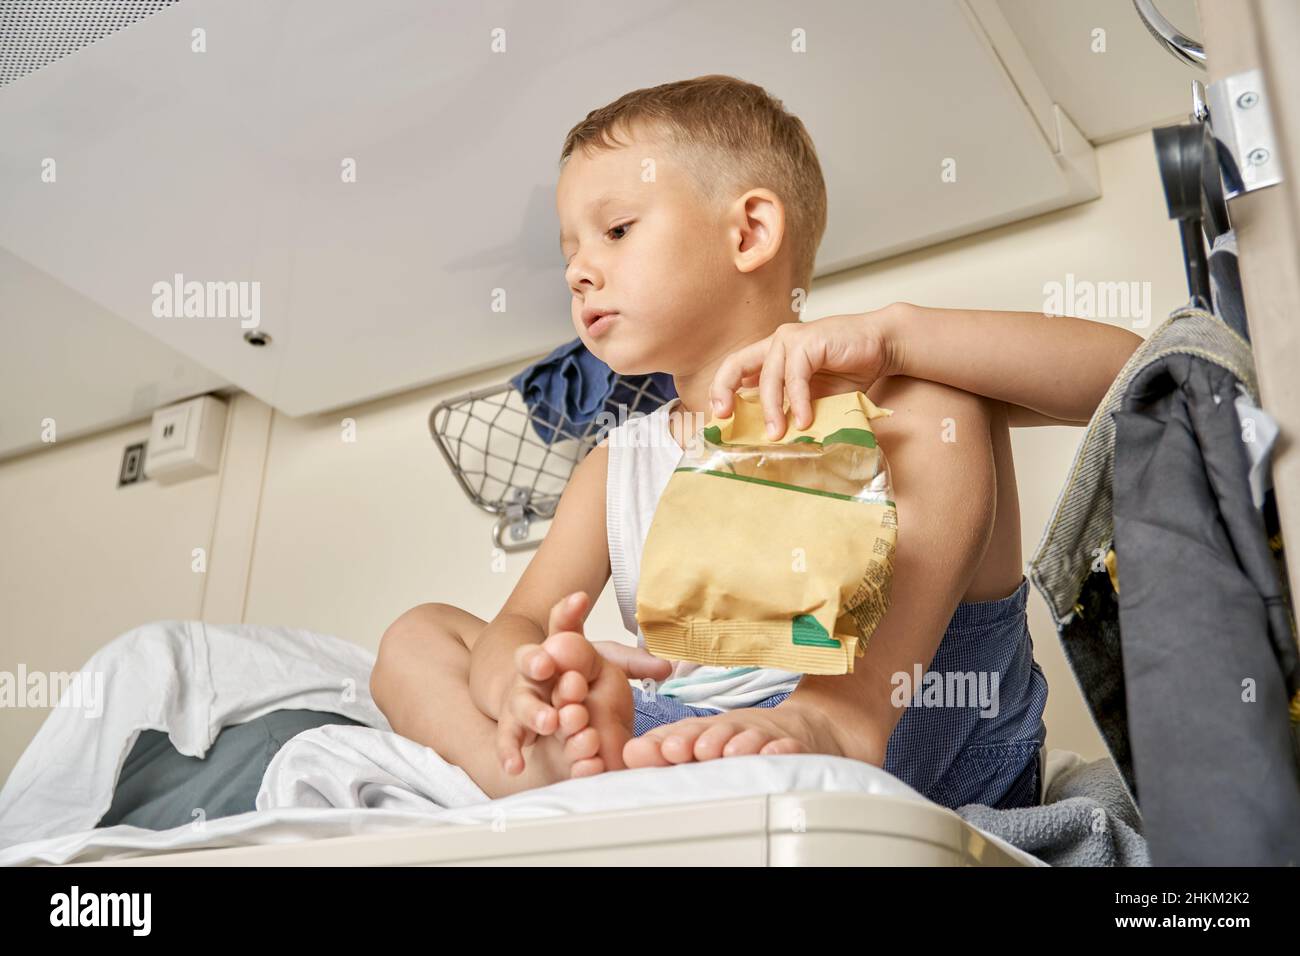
[371,75,1142,807]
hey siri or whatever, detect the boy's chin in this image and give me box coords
[592,346,658,378]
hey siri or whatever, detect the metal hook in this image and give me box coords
[1133,0,1207,71]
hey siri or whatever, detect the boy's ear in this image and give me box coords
[731,188,785,277]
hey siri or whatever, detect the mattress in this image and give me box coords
[90,790,1035,867]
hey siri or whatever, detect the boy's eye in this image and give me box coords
[564,222,633,267]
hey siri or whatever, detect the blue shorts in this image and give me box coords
[631,684,791,737]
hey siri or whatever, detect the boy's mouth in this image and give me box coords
[582,307,620,337]
[581,306,618,328]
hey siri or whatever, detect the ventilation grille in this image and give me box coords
[0,0,181,87]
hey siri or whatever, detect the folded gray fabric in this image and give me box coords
[956,757,1148,866]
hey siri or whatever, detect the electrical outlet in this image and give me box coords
[152,405,190,454]
[142,395,228,483]
[119,441,147,487]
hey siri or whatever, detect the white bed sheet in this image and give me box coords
[0,619,386,851]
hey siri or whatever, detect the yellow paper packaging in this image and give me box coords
[636,387,898,675]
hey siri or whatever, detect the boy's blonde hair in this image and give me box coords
[559,74,827,294]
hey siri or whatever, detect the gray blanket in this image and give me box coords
[957,756,1148,866]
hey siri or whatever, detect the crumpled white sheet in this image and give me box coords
[0,619,386,854]
[0,621,1044,867]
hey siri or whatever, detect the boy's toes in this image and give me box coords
[563,725,601,763]
[552,668,590,707]
[555,701,589,738]
[759,737,806,755]
[622,735,673,768]
[712,728,768,757]
[569,756,605,778]
[659,727,706,764]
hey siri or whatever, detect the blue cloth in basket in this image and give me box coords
[510,337,675,444]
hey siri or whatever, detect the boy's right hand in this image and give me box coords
[708,306,901,439]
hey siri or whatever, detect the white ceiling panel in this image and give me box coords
[997,0,1204,143]
[1,0,1106,441]
[0,246,228,459]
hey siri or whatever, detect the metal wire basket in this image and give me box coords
[429,375,674,552]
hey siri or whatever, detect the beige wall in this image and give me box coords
[0,131,1188,784]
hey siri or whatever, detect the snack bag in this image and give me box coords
[636,387,897,675]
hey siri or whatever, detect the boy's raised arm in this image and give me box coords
[884,303,1143,426]
[781,375,1002,764]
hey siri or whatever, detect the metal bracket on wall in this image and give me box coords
[1206,69,1283,198]
[493,487,542,554]
[1135,0,1280,198]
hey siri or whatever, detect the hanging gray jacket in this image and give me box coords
[1112,309,1300,865]
[1028,306,1300,865]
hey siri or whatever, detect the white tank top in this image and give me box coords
[603,397,802,710]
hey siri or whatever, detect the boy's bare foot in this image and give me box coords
[518,628,634,778]
[621,701,843,768]
[497,591,671,781]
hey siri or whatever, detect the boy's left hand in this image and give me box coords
[708,304,903,439]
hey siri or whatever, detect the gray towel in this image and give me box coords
[957,757,1148,866]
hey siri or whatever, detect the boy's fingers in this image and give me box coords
[547,591,589,638]
[592,641,673,680]
[758,338,789,439]
[551,669,589,707]
[784,347,815,431]
[514,643,555,682]
[497,709,533,775]
[509,685,556,735]
[709,336,771,417]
